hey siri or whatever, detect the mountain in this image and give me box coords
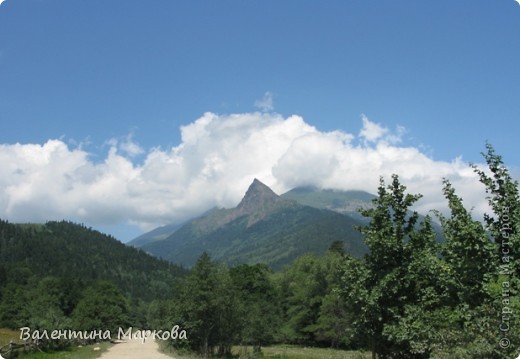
[281,186,376,222]
[0,219,186,301]
[129,222,184,247]
[137,179,367,270]
[281,185,444,243]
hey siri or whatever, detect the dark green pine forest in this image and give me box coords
[0,144,519,358]
[0,221,187,340]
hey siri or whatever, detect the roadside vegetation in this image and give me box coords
[160,343,371,359]
[15,342,111,359]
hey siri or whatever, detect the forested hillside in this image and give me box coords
[0,220,186,335]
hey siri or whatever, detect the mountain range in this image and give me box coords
[131,179,373,269]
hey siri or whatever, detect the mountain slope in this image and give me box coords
[129,222,184,247]
[282,185,444,242]
[281,186,376,222]
[0,219,186,301]
[139,179,367,269]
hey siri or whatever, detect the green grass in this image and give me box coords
[235,345,371,359]
[0,336,111,359]
[159,343,371,359]
[19,342,111,358]
[18,342,112,359]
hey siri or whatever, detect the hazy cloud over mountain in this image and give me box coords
[0,112,492,231]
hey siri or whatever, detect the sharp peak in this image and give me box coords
[245,178,278,196]
[250,178,270,188]
[237,179,281,210]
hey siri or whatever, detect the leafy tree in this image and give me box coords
[0,264,35,328]
[276,254,328,345]
[359,175,421,280]
[472,143,520,272]
[173,252,241,358]
[26,277,73,328]
[312,250,354,348]
[314,290,352,348]
[71,281,130,335]
[230,264,280,353]
[435,179,497,307]
[340,175,456,357]
[328,240,347,256]
[338,255,371,351]
[354,175,423,356]
[471,144,520,358]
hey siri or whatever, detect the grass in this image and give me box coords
[0,328,21,347]
[16,342,112,359]
[234,345,371,359]
[0,328,112,359]
[159,342,371,359]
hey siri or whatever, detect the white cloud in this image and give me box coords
[358,114,406,146]
[359,114,387,142]
[0,112,494,233]
[254,91,274,112]
[107,133,144,157]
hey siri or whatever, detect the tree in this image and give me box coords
[355,174,423,357]
[230,264,281,353]
[276,254,328,345]
[338,255,371,351]
[471,144,520,358]
[337,146,520,358]
[313,250,354,348]
[472,143,520,275]
[173,252,241,358]
[341,174,453,357]
[71,281,130,335]
[435,179,497,307]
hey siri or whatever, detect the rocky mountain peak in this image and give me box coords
[237,178,282,214]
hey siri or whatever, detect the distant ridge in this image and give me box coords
[281,186,377,222]
[129,222,183,247]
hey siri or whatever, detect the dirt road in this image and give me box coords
[98,337,173,359]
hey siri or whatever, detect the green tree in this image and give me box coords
[471,144,520,358]
[383,217,455,357]
[276,254,328,345]
[340,175,452,357]
[355,175,423,357]
[472,143,520,274]
[313,250,354,348]
[230,264,281,353]
[435,179,497,307]
[173,252,241,358]
[71,281,130,335]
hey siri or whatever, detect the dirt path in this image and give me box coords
[98,336,174,359]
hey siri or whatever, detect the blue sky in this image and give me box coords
[0,1,519,241]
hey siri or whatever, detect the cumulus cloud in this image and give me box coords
[359,114,387,142]
[107,132,144,157]
[0,112,494,232]
[358,114,405,145]
[254,91,274,112]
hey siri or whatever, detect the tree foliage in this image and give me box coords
[337,145,519,358]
